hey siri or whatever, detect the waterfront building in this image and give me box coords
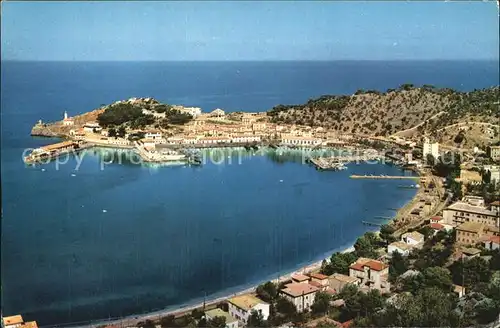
[280,283,320,313]
[62,111,74,126]
[204,308,238,328]
[443,201,499,228]
[227,295,269,325]
[144,131,164,144]
[328,273,360,293]
[231,134,261,144]
[199,136,231,144]
[348,258,390,293]
[70,128,86,141]
[2,315,38,328]
[106,137,131,146]
[423,137,439,160]
[167,136,184,145]
[280,136,322,147]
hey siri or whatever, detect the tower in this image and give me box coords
[64,111,68,120]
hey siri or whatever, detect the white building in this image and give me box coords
[144,131,164,143]
[174,106,202,117]
[231,134,261,143]
[227,295,269,325]
[198,137,231,144]
[387,241,412,256]
[280,136,322,147]
[280,283,320,313]
[83,122,102,133]
[205,308,238,328]
[423,137,439,160]
[62,111,74,126]
[210,108,226,120]
[401,231,424,246]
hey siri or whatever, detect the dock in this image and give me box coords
[309,153,381,171]
[309,157,347,171]
[350,175,420,180]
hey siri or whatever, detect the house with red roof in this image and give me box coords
[348,257,390,293]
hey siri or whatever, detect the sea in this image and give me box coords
[1,60,498,326]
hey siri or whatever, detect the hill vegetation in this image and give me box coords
[267,85,499,145]
[96,99,193,130]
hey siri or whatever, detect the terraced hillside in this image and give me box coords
[267,85,499,145]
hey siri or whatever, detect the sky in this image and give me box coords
[1,1,499,61]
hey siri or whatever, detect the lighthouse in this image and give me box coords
[63,111,74,126]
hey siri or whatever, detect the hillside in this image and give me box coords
[267,85,499,147]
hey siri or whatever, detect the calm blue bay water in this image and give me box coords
[1,61,498,325]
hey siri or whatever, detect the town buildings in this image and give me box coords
[227,295,269,325]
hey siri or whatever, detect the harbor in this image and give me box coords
[23,141,94,165]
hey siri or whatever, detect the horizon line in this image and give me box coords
[2,58,499,63]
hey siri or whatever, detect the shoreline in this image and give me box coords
[64,187,420,328]
[22,144,423,328]
[67,244,358,328]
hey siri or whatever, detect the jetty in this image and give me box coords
[350,175,420,180]
[309,157,347,171]
[309,153,381,170]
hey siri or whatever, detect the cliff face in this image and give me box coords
[30,108,106,137]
